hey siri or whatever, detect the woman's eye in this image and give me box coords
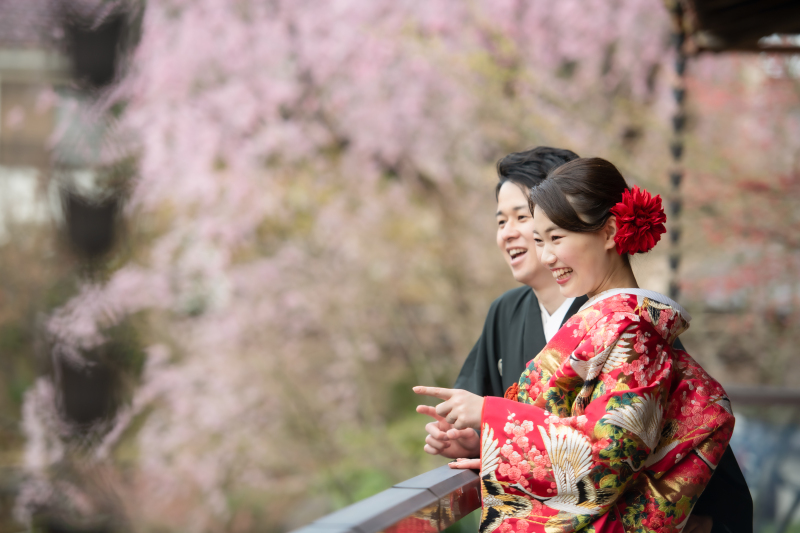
[552,235,563,241]
[533,238,543,245]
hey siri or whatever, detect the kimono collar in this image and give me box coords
[578,288,692,322]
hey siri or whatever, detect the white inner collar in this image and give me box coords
[540,297,576,342]
[578,288,691,321]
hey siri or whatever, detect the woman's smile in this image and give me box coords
[551,267,573,284]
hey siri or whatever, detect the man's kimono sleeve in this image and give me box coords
[455,287,531,397]
[454,298,505,397]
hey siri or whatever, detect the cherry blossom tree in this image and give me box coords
[679,52,800,386]
[11,0,799,530]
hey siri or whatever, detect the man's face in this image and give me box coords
[495,181,552,288]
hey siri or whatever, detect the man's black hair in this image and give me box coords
[495,146,580,198]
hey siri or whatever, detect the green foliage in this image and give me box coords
[444,508,479,533]
[598,393,654,468]
[101,319,146,376]
[674,495,692,518]
[590,380,608,402]
[622,493,646,532]
[6,0,800,531]
[324,466,396,509]
[544,386,577,418]
[606,392,640,411]
[0,324,35,408]
[571,513,595,532]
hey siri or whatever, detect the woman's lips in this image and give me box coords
[552,267,573,284]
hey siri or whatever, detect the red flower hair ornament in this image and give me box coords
[609,186,667,255]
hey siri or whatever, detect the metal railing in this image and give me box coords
[725,385,800,406]
[291,386,800,533]
[291,465,480,533]
[726,385,800,533]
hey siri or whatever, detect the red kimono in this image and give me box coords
[478,290,734,533]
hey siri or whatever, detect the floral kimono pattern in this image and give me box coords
[478,291,734,533]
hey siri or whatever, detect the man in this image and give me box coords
[455,147,587,398]
[418,147,584,460]
[417,147,752,533]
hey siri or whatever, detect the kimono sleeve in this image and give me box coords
[480,315,676,518]
[454,298,505,397]
[455,287,531,397]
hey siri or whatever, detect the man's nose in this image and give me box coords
[501,221,520,240]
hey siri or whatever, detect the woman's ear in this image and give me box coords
[603,216,618,251]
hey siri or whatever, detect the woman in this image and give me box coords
[415,158,734,533]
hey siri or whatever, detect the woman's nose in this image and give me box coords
[540,245,556,265]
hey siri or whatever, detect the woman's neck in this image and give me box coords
[587,260,639,298]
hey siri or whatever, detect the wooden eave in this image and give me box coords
[679,0,800,53]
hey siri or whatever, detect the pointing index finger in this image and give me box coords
[413,386,454,400]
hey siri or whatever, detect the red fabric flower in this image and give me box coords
[609,186,667,254]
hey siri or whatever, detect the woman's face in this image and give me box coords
[532,205,618,298]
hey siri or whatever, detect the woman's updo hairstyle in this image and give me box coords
[529,157,629,233]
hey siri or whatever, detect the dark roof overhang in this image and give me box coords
[676,0,800,53]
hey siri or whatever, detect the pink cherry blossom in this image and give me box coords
[12,0,797,528]
[501,443,515,458]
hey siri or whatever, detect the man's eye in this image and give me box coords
[498,220,505,226]
[518,215,528,221]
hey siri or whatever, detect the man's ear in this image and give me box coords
[603,216,618,251]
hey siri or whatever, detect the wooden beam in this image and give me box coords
[698,44,800,53]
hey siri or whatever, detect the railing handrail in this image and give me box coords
[290,386,800,532]
[290,465,480,533]
[726,385,800,405]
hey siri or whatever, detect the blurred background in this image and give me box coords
[0,0,798,531]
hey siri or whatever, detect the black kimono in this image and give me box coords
[455,286,587,395]
[455,285,752,533]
